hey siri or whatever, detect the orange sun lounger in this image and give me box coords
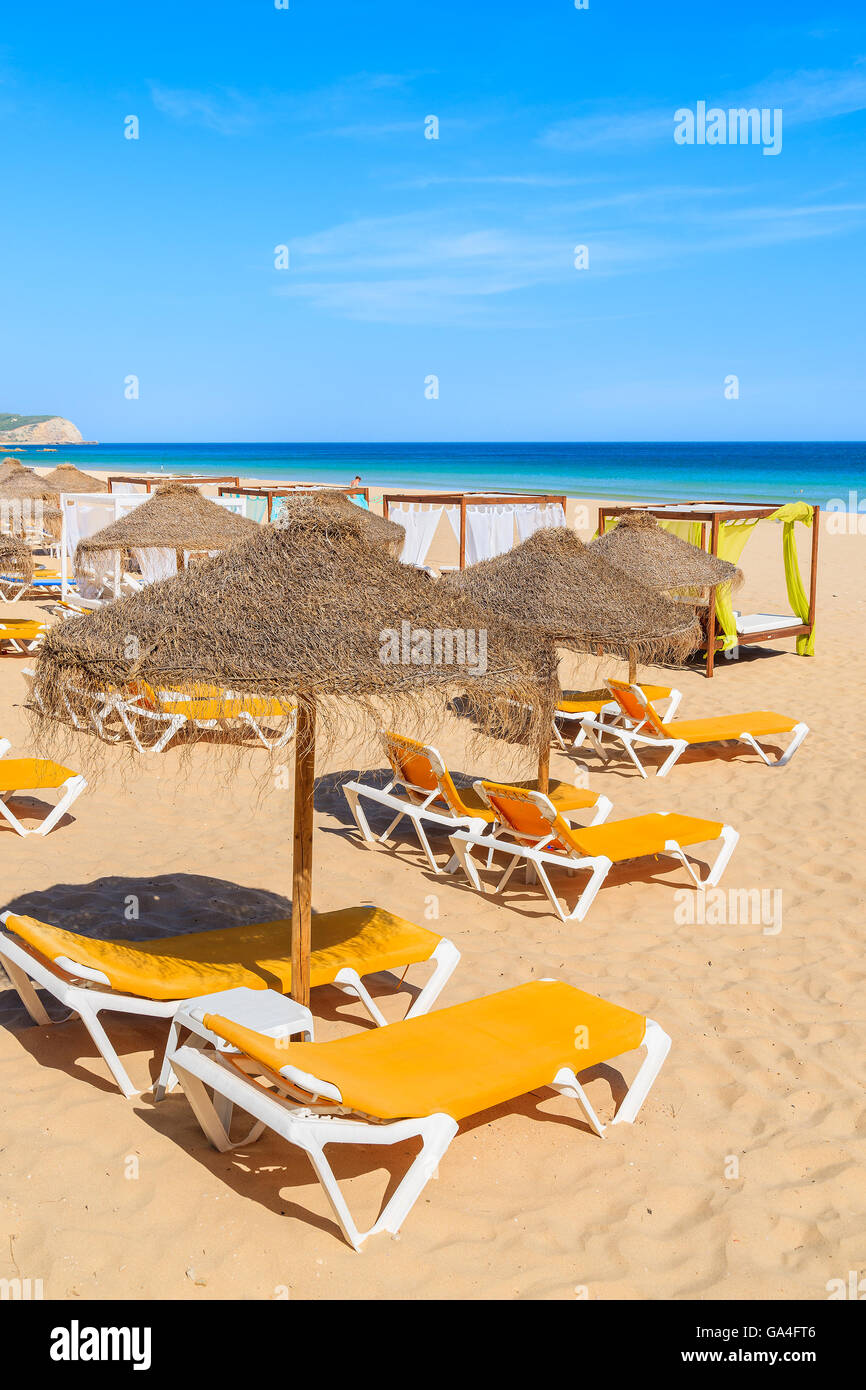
[165,978,671,1250]
[448,780,738,921]
[577,679,809,777]
[0,743,86,836]
[343,730,612,874]
[0,906,460,1098]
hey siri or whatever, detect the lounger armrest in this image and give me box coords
[277,1063,343,1104]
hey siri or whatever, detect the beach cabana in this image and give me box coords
[31,499,552,1006]
[74,482,258,590]
[445,526,702,784]
[270,488,405,557]
[0,534,35,600]
[40,462,104,494]
[597,502,819,676]
[382,491,567,569]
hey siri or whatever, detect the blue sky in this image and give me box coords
[1,0,865,441]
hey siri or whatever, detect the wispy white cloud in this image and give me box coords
[273,183,866,324]
[149,82,259,134]
[538,61,866,151]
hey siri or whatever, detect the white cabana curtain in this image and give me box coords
[515,501,566,543]
[132,547,178,585]
[465,504,515,565]
[392,503,459,567]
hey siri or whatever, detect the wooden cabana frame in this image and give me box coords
[217,484,370,522]
[382,492,567,569]
[107,474,240,493]
[597,501,820,677]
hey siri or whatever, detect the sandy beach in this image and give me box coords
[1,486,862,1302]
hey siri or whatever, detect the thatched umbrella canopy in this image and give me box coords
[0,457,26,484]
[40,461,104,494]
[590,511,743,601]
[275,489,405,557]
[31,499,552,1004]
[0,469,62,538]
[0,534,34,589]
[75,482,259,573]
[445,527,703,785]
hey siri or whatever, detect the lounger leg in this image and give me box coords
[610,1019,672,1126]
[411,818,443,875]
[299,1114,458,1251]
[75,1001,138,1099]
[332,968,388,1027]
[550,1068,607,1137]
[170,1058,236,1150]
[704,825,739,887]
[580,719,609,763]
[154,1018,184,1101]
[1,957,53,1025]
[532,861,568,922]
[448,834,484,891]
[404,939,461,1019]
[738,723,809,768]
[369,1115,459,1242]
[590,794,613,826]
[656,739,687,778]
[343,786,376,845]
[566,856,612,922]
[33,776,87,836]
[0,797,27,836]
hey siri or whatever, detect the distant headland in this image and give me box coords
[0,412,92,445]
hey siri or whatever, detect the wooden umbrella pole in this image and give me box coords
[628,647,637,684]
[537,643,558,795]
[537,742,550,795]
[291,698,317,1008]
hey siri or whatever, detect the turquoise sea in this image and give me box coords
[10,441,865,507]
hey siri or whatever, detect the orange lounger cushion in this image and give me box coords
[558,684,671,716]
[5,906,440,1002]
[456,778,600,822]
[0,759,77,792]
[0,623,45,640]
[159,695,294,721]
[664,712,799,744]
[569,812,724,862]
[204,980,647,1121]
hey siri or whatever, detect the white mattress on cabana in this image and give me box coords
[734,612,803,636]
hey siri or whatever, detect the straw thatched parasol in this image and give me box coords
[31,498,553,1004]
[75,482,259,572]
[0,469,62,538]
[0,534,34,589]
[275,489,405,557]
[0,457,26,484]
[445,526,703,786]
[40,461,104,494]
[590,511,743,601]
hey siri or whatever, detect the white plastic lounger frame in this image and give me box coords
[552,687,682,751]
[0,916,460,1099]
[113,695,298,754]
[343,776,488,875]
[0,753,86,837]
[344,736,610,875]
[166,994,671,1251]
[0,626,46,654]
[579,686,809,779]
[22,668,122,744]
[448,818,739,923]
